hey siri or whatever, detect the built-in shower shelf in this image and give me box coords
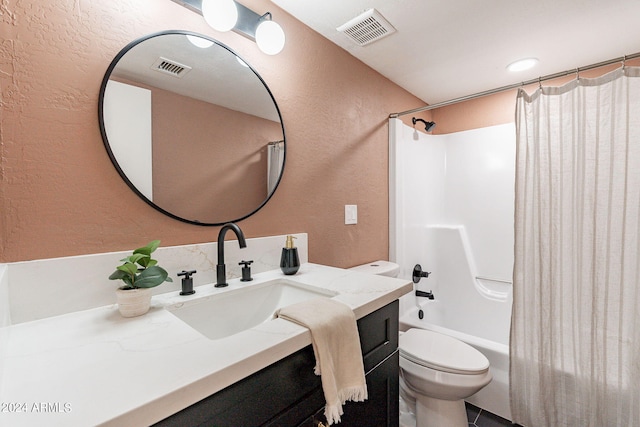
[475,276,512,285]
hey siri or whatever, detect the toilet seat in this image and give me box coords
[399,328,489,375]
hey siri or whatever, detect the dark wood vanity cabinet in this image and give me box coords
[296,352,400,427]
[155,300,399,427]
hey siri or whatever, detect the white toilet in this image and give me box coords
[349,260,400,277]
[350,261,493,427]
[399,329,492,427]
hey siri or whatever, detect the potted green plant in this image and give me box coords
[109,240,173,317]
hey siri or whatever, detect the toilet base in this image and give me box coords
[415,395,467,427]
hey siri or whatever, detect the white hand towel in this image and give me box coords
[276,298,368,425]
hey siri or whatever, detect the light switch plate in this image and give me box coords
[345,205,357,225]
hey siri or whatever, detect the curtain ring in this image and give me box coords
[622,55,627,70]
[575,68,580,81]
[538,77,542,90]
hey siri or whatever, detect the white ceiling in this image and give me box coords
[271,0,640,106]
[110,33,280,122]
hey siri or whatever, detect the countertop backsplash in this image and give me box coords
[0,264,9,327]
[1,233,308,325]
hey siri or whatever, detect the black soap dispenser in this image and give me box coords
[280,235,300,275]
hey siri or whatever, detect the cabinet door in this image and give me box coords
[359,300,399,372]
[154,346,321,427]
[295,406,326,427]
[263,387,325,427]
[293,351,400,427]
[340,351,399,427]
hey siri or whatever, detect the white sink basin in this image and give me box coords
[166,278,337,340]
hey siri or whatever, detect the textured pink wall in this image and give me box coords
[151,86,281,222]
[0,0,426,265]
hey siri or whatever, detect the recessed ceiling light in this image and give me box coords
[507,57,539,72]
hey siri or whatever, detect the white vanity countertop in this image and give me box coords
[0,263,412,427]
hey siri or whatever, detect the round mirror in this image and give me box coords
[99,30,285,225]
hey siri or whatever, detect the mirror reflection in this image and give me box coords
[99,31,285,225]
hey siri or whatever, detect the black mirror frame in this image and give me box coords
[98,30,286,226]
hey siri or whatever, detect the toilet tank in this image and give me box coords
[349,260,400,278]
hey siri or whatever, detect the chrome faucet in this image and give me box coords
[216,223,247,287]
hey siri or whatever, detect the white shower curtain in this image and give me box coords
[511,67,640,426]
[267,140,284,194]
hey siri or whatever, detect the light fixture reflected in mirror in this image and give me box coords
[186,34,215,48]
[236,56,249,67]
[171,0,285,55]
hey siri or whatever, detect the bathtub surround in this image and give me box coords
[0,233,307,325]
[389,119,515,420]
[389,120,515,283]
[511,67,640,426]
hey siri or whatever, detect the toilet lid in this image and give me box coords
[399,328,489,375]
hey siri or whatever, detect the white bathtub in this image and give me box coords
[399,301,512,421]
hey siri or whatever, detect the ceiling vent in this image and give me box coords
[337,8,396,46]
[151,57,192,78]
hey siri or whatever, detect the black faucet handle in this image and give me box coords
[178,270,197,295]
[178,269,197,279]
[412,264,431,283]
[240,260,254,282]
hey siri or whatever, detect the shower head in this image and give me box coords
[412,117,436,132]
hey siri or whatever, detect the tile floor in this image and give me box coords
[400,398,521,427]
[466,403,521,427]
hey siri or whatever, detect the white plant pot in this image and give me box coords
[116,287,152,318]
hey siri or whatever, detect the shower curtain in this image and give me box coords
[267,140,284,194]
[510,67,640,426]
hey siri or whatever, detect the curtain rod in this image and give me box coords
[389,52,640,118]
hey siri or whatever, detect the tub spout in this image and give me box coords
[415,290,434,300]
